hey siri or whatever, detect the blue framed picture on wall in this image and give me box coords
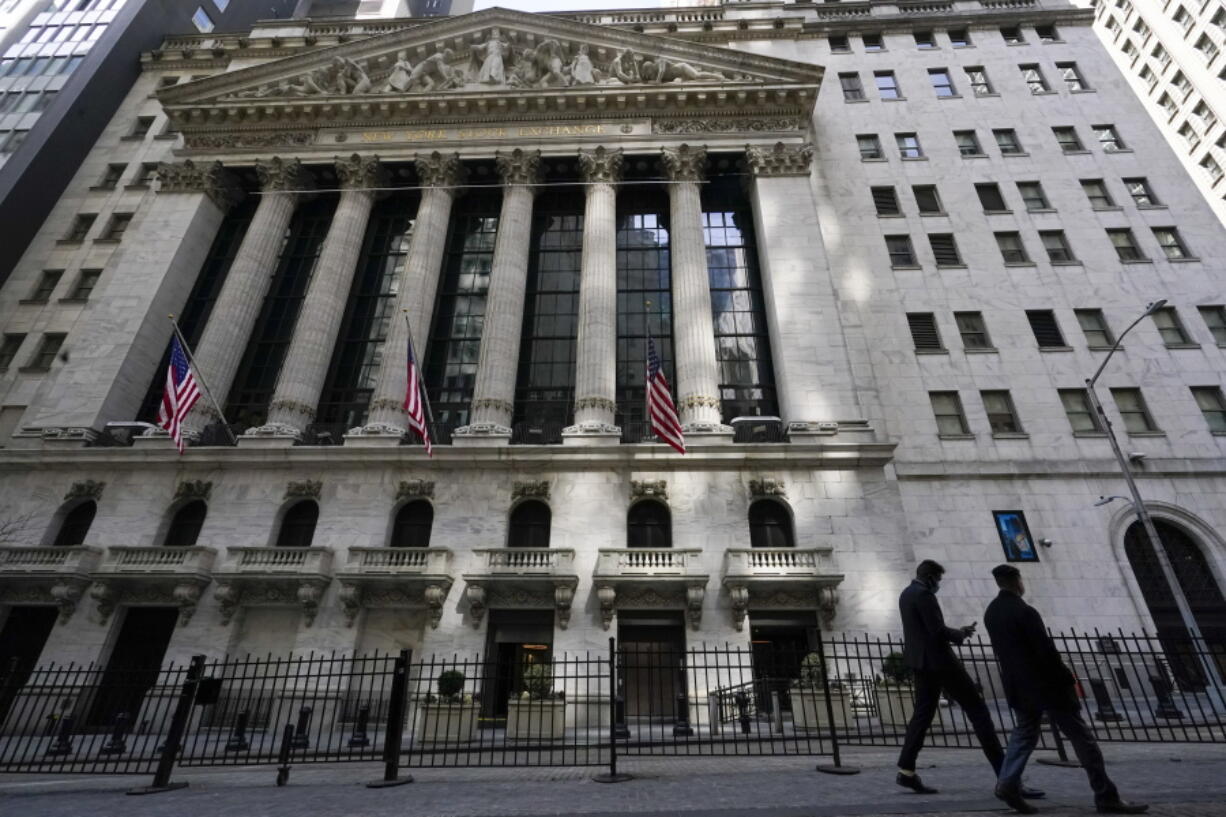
[993,510,1039,563]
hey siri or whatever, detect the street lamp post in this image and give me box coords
[1085,300,1219,686]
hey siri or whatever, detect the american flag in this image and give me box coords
[646,335,685,454]
[157,335,201,454]
[402,334,432,456]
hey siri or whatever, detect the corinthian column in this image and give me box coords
[246,154,385,442]
[182,157,312,437]
[349,151,463,443]
[563,147,622,443]
[454,148,542,443]
[662,144,728,434]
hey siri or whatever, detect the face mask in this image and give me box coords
[925,576,941,593]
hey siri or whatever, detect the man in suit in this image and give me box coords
[896,560,1026,796]
[985,564,1147,815]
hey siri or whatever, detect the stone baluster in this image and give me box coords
[349,152,463,442]
[662,144,728,435]
[454,148,543,443]
[246,154,385,442]
[182,157,312,437]
[564,147,623,442]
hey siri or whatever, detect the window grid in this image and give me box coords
[1198,305,1226,345]
[1017,181,1050,210]
[965,66,993,95]
[1111,387,1158,433]
[930,391,970,435]
[994,128,1024,154]
[1191,387,1226,432]
[1053,126,1084,152]
[871,186,901,216]
[875,70,902,99]
[1094,124,1127,152]
[27,333,66,371]
[857,133,883,160]
[981,390,1023,433]
[0,334,25,369]
[954,130,983,157]
[928,234,961,266]
[28,270,62,302]
[886,234,917,266]
[996,231,1030,264]
[1108,228,1145,261]
[1152,307,1192,345]
[1027,310,1066,347]
[1056,61,1089,91]
[896,132,923,158]
[1075,309,1115,348]
[1021,64,1050,93]
[907,312,943,350]
[1153,227,1192,259]
[1081,179,1115,208]
[928,68,956,97]
[1040,230,1075,262]
[1059,388,1103,433]
[955,311,992,349]
[68,269,101,300]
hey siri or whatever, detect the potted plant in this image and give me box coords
[415,669,479,742]
[876,652,916,729]
[790,651,852,730]
[506,663,565,740]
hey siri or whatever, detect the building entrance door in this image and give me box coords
[481,610,554,724]
[88,607,178,726]
[619,617,685,721]
[749,614,818,714]
[0,606,58,724]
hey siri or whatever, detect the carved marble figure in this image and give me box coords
[404,48,458,91]
[569,44,601,85]
[471,28,509,85]
[640,57,727,84]
[532,39,569,88]
[382,50,415,92]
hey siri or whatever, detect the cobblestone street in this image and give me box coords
[0,744,1223,817]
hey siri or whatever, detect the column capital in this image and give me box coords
[746,142,814,177]
[415,151,465,189]
[256,156,313,193]
[156,160,244,210]
[578,146,624,185]
[661,144,707,183]
[495,148,544,187]
[335,153,386,191]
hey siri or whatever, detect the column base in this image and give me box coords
[343,423,406,447]
[562,421,621,446]
[452,423,511,447]
[237,422,298,448]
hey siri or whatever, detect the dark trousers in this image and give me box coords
[897,666,1005,773]
[998,707,1119,804]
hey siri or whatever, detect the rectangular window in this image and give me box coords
[100,213,133,241]
[1081,179,1115,208]
[896,132,923,159]
[1198,305,1226,344]
[928,68,956,97]
[907,312,943,350]
[191,6,215,33]
[875,70,902,99]
[839,72,865,101]
[1192,387,1226,432]
[886,235,917,267]
[1193,101,1217,131]
[1021,64,1050,93]
[1035,23,1060,43]
[982,390,1023,433]
[871,186,901,216]
[25,334,66,372]
[1160,93,1179,119]
[1152,227,1192,259]
[1053,126,1084,152]
[1075,308,1115,348]
[949,28,972,47]
[1201,154,1224,184]
[930,391,970,435]
[0,335,25,370]
[954,130,983,156]
[1108,228,1145,261]
[134,162,159,187]
[1174,5,1192,32]
[912,185,943,214]
[863,33,884,51]
[1017,181,1050,210]
[27,270,63,303]
[1001,26,1025,45]
[965,66,994,95]
[64,214,96,242]
[158,75,181,89]
[0,130,29,155]
[68,269,101,300]
[1056,61,1089,91]
[1094,124,1126,151]
[994,128,1024,154]
[1111,388,1158,433]
[1040,230,1075,262]
[976,182,1008,212]
[955,311,992,349]
[1027,309,1066,347]
[1060,388,1103,433]
[1195,33,1219,62]
[97,163,126,190]
[857,133,883,160]
[1179,122,1201,150]
[914,31,936,49]
[130,116,155,138]
[929,234,962,266]
[829,35,851,53]
[1152,306,1192,345]
[996,232,1031,264]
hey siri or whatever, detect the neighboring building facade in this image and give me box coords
[0,1,1223,712]
[1082,0,1226,226]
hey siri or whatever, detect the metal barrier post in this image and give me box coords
[348,704,371,747]
[225,710,251,751]
[367,649,412,787]
[290,705,313,749]
[815,632,860,775]
[594,637,632,783]
[275,723,295,786]
[128,654,205,795]
[99,712,130,756]
[44,714,75,757]
[1036,715,1081,768]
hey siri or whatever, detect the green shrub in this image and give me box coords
[796,652,825,689]
[437,669,465,699]
[521,663,553,700]
[880,652,912,686]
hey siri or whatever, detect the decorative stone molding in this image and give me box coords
[335,152,386,191]
[630,480,668,501]
[453,421,511,437]
[466,583,487,629]
[64,480,105,502]
[554,584,575,630]
[748,478,786,499]
[338,582,362,627]
[511,481,550,501]
[686,584,705,631]
[653,117,804,135]
[90,581,116,625]
[472,397,515,416]
[214,582,241,625]
[49,580,85,624]
[727,583,749,632]
[256,157,313,193]
[596,584,616,631]
[562,421,620,435]
[818,586,839,630]
[495,148,543,187]
[173,583,204,626]
[745,142,814,177]
[415,151,464,189]
[285,480,322,500]
[424,583,448,629]
[297,581,327,627]
[680,394,720,411]
[661,144,707,183]
[396,479,435,500]
[186,131,315,151]
[574,396,616,414]
[578,146,623,184]
[42,427,99,444]
[174,480,213,501]
[156,160,244,209]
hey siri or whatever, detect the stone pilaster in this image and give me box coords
[350,151,463,442]
[662,144,729,435]
[454,148,543,444]
[182,158,313,437]
[246,155,384,443]
[564,147,623,443]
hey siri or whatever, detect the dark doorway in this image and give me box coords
[88,607,178,727]
[507,501,551,549]
[164,500,207,547]
[481,610,554,724]
[276,501,319,548]
[627,501,671,549]
[390,501,433,548]
[51,501,96,547]
[0,606,58,724]
[750,615,818,714]
[619,617,685,720]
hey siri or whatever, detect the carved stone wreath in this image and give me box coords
[630,480,668,501]
[175,480,213,501]
[511,481,550,501]
[64,480,105,502]
[285,480,322,500]
[396,479,435,500]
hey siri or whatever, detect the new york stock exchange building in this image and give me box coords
[1,0,1225,723]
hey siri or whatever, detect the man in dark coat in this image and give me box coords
[895,560,1020,795]
[985,564,1147,814]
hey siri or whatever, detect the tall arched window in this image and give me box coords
[749,500,794,548]
[627,501,671,549]
[163,500,207,547]
[51,501,96,547]
[508,501,551,549]
[276,501,319,549]
[390,501,433,548]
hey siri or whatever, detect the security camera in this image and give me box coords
[1128,452,1147,463]
[1038,538,1053,548]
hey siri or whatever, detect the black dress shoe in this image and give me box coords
[1021,786,1046,799]
[896,772,938,794]
[995,785,1039,814]
[1096,801,1149,814]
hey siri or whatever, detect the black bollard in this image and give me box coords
[1088,679,1124,722]
[734,691,751,735]
[673,692,694,737]
[348,704,371,748]
[100,712,130,755]
[613,675,630,739]
[45,714,75,757]
[1150,676,1185,720]
[290,705,313,750]
[225,710,251,752]
[276,723,295,786]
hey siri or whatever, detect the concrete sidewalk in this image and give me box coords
[0,743,1222,817]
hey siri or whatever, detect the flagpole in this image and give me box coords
[167,315,235,445]
[643,299,653,440]
[404,312,435,427]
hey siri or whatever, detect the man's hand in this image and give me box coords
[960,622,977,638]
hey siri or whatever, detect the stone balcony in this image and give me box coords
[336,547,454,629]
[593,549,710,631]
[461,548,579,630]
[0,546,102,623]
[212,547,334,627]
[721,548,844,632]
[90,546,217,626]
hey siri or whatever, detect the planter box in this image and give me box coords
[876,686,915,728]
[506,699,565,740]
[415,702,478,742]
[790,686,852,730]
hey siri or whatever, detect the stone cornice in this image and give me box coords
[746,142,813,177]
[578,146,624,184]
[156,160,245,209]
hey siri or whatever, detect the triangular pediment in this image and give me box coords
[159,7,822,135]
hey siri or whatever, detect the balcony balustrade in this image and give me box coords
[721,547,844,633]
[89,545,217,626]
[0,546,102,623]
[462,548,578,630]
[593,549,709,631]
[337,547,454,628]
[212,547,334,627]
